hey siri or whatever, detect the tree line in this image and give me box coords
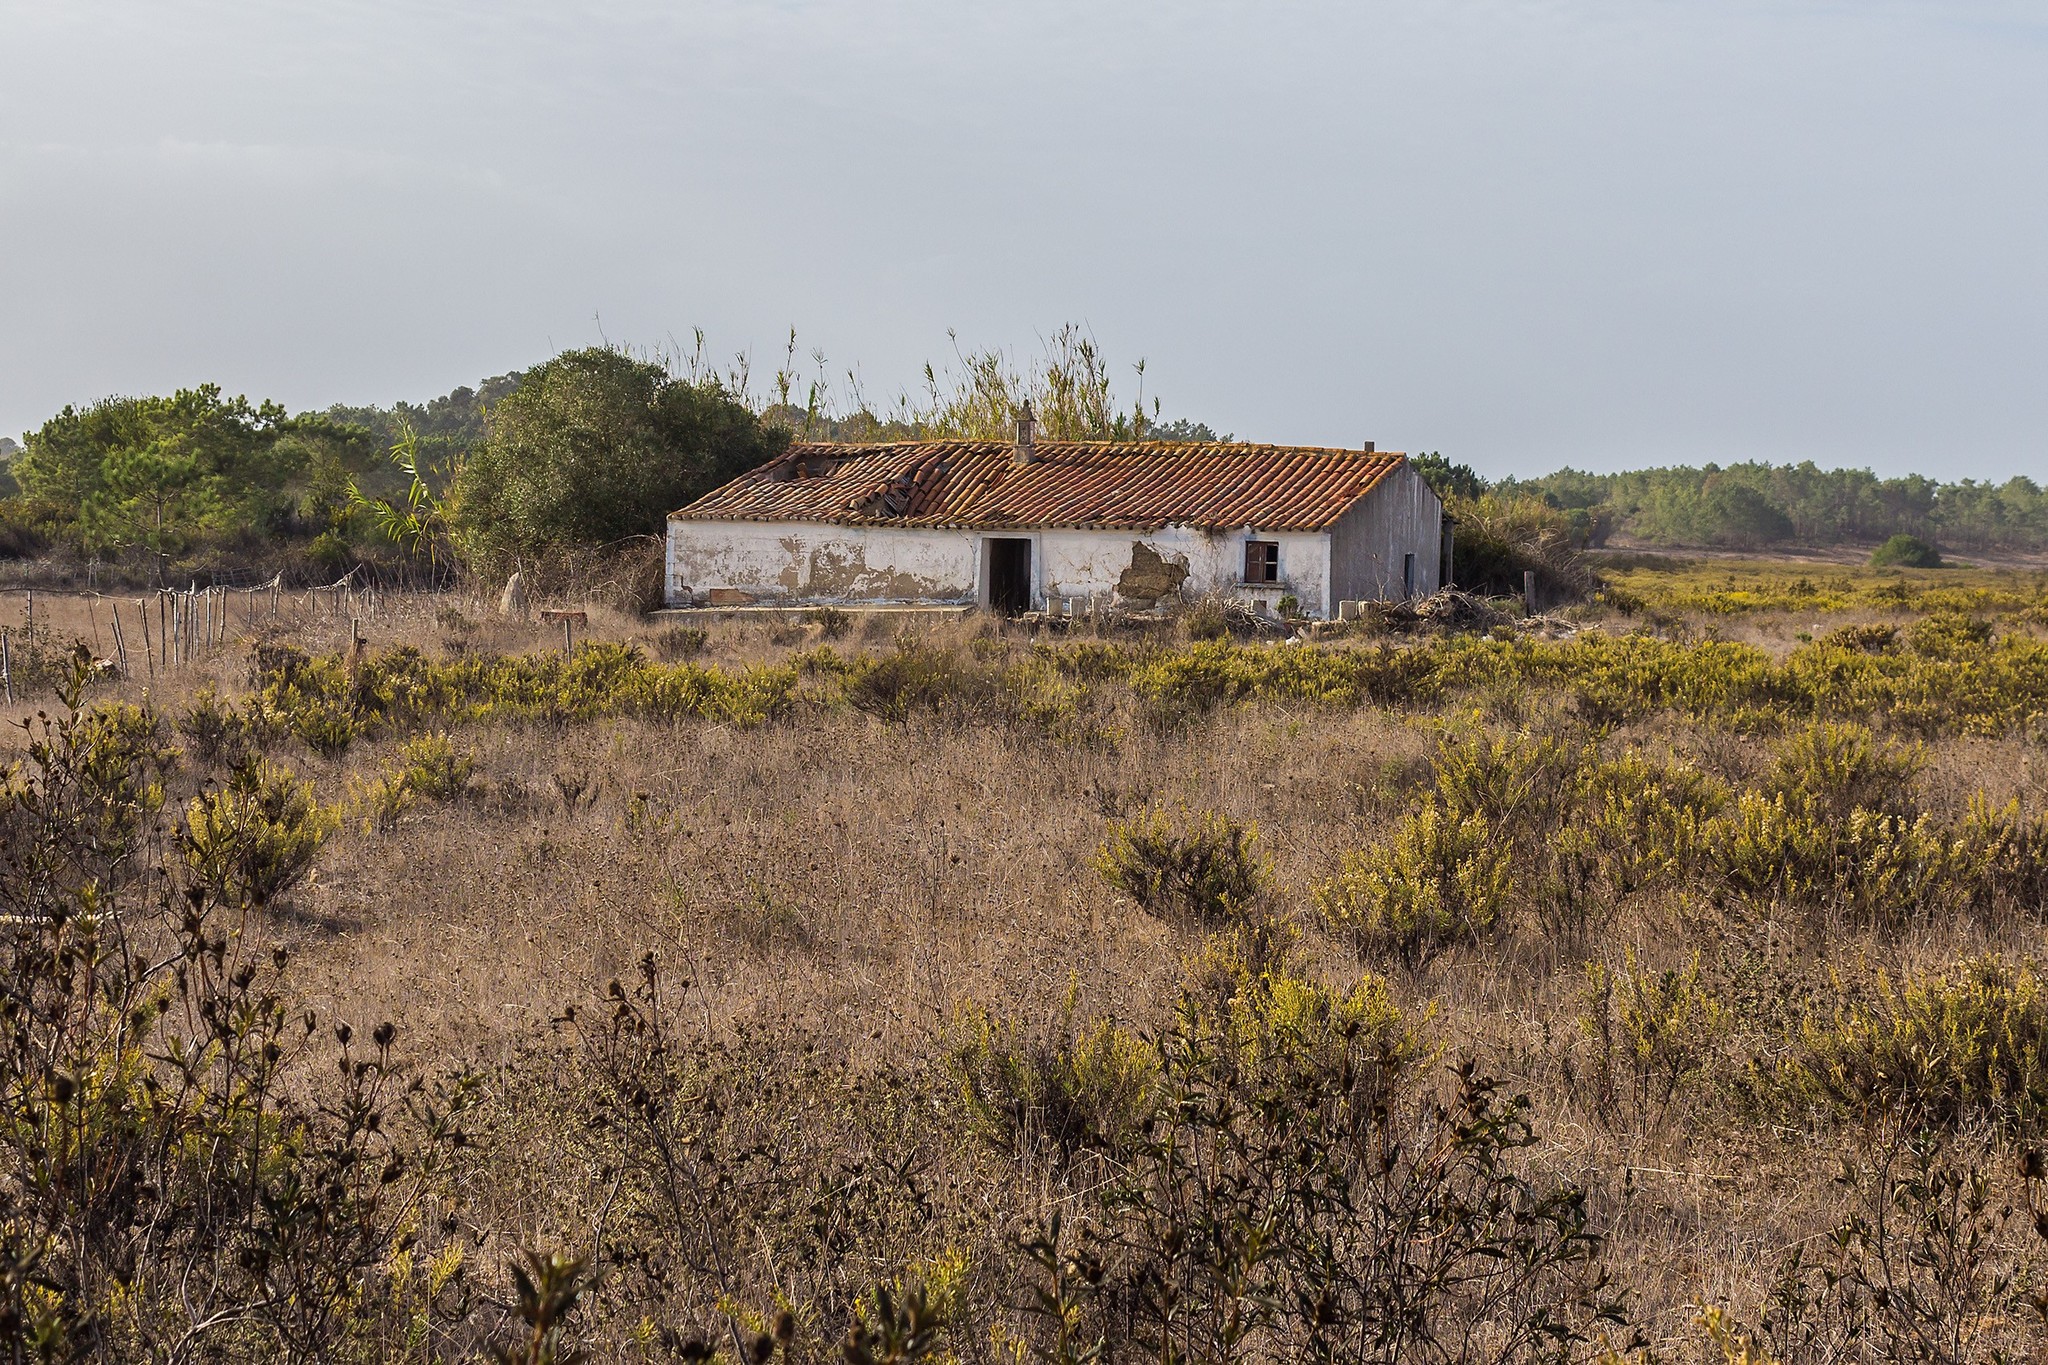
[1491,461,2048,554]
[4,334,2036,593]
[0,349,784,588]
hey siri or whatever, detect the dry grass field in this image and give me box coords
[5,558,2048,1363]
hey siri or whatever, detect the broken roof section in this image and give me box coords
[671,440,1412,533]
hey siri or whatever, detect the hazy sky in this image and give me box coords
[3,1,2045,481]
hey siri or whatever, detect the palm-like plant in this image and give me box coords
[346,423,460,577]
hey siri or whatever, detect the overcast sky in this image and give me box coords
[2,1,2044,481]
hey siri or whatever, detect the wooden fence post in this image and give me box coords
[347,618,364,690]
[2,627,12,704]
[110,611,128,679]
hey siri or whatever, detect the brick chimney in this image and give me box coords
[1014,401,1037,465]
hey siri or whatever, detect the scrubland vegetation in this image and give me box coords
[3,558,2048,1362]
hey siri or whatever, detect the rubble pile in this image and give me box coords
[1321,589,1585,639]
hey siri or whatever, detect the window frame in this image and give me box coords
[1243,539,1280,585]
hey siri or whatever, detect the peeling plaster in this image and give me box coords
[807,542,953,599]
[668,521,979,605]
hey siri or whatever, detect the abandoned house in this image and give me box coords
[665,411,1446,619]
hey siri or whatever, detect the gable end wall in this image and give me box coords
[1328,465,1444,603]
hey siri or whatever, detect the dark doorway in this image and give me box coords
[987,538,1032,614]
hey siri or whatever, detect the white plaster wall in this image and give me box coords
[667,518,1340,615]
[1039,528,1333,617]
[667,519,980,605]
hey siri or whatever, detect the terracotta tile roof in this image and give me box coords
[671,440,1414,532]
